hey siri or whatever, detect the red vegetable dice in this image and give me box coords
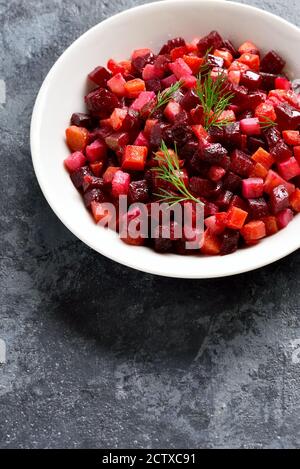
[241,220,266,244]
[242,178,264,198]
[226,206,248,230]
[290,188,300,212]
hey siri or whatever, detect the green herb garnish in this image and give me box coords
[259,116,278,129]
[152,141,202,207]
[150,80,183,116]
[195,70,235,130]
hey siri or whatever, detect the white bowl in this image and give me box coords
[31,0,300,278]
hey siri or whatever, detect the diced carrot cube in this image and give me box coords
[241,220,266,243]
[294,146,300,165]
[252,147,275,169]
[200,230,221,255]
[290,188,300,212]
[229,61,250,72]
[171,46,188,61]
[65,126,89,152]
[103,166,120,185]
[107,59,126,75]
[122,145,148,171]
[282,130,300,146]
[238,41,259,55]
[216,110,236,123]
[250,162,268,179]
[238,53,260,71]
[226,206,248,230]
[255,102,277,123]
[191,124,209,141]
[124,79,146,98]
[214,49,233,68]
[182,55,204,74]
[263,216,278,235]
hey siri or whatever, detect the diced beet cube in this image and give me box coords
[275,103,300,130]
[103,166,120,186]
[201,143,230,169]
[204,202,219,217]
[169,58,192,79]
[161,74,178,89]
[122,145,148,171]
[208,165,226,182]
[197,31,223,55]
[64,151,86,173]
[134,131,149,147]
[260,72,277,91]
[145,79,162,93]
[242,178,264,198]
[179,140,198,160]
[85,88,119,117]
[220,229,240,255]
[153,231,173,253]
[189,177,218,198]
[105,132,130,151]
[240,117,261,136]
[275,77,291,91]
[269,184,289,214]
[247,198,269,219]
[112,170,130,197]
[180,89,199,111]
[264,170,295,195]
[240,71,262,90]
[223,171,242,192]
[83,188,107,208]
[205,213,227,235]
[107,73,127,97]
[260,50,286,74]
[70,166,92,189]
[224,122,244,148]
[276,208,293,229]
[130,91,155,112]
[229,195,248,211]
[271,140,293,162]
[159,37,186,55]
[207,54,224,68]
[277,157,300,180]
[215,190,233,209]
[129,180,150,203]
[82,175,105,193]
[132,52,154,75]
[230,149,254,177]
[248,137,267,152]
[88,66,111,87]
[164,100,182,122]
[86,140,107,163]
[142,64,164,81]
[71,113,94,129]
[263,126,282,148]
[222,39,239,58]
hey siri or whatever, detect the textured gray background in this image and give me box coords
[0,0,300,450]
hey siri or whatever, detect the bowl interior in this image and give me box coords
[31,0,300,278]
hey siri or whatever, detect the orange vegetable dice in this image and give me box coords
[200,230,221,255]
[122,145,148,171]
[250,162,268,179]
[171,46,188,61]
[65,126,89,152]
[238,41,259,55]
[238,53,260,71]
[241,220,266,244]
[263,216,278,235]
[282,130,300,146]
[252,147,275,169]
[213,49,233,68]
[103,166,120,185]
[226,206,248,230]
[290,188,300,212]
[124,79,146,98]
[183,55,204,74]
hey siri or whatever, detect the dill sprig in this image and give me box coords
[195,70,235,130]
[260,116,278,129]
[152,141,202,207]
[150,80,183,116]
